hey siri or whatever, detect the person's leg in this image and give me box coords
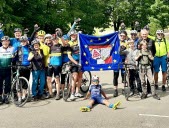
[46,67,53,96]
[75,71,83,97]
[70,66,78,100]
[0,72,4,104]
[61,74,66,91]
[146,68,160,100]
[38,70,46,98]
[3,69,11,104]
[32,70,39,98]
[129,69,135,95]
[87,99,95,109]
[161,55,167,91]
[135,70,142,93]
[113,70,119,97]
[153,57,160,89]
[139,68,147,98]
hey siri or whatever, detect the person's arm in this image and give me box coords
[135,51,142,61]
[84,91,91,100]
[29,24,40,43]
[0,23,4,39]
[28,52,34,61]
[120,48,128,55]
[67,18,81,37]
[148,51,154,61]
[101,90,108,99]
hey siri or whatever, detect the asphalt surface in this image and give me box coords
[1,71,169,128]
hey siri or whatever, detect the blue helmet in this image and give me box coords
[62,35,69,40]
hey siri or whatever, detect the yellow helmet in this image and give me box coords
[37,30,46,36]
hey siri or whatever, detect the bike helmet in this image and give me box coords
[156,30,164,34]
[14,28,22,33]
[1,36,10,41]
[70,30,77,36]
[130,30,137,34]
[44,34,52,39]
[143,25,149,31]
[31,39,40,46]
[62,34,69,40]
[19,36,28,42]
[37,30,46,36]
[92,75,99,82]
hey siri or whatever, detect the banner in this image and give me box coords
[79,32,121,71]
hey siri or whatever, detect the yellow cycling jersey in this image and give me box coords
[68,40,78,47]
[120,41,128,48]
[155,39,169,57]
[40,42,50,67]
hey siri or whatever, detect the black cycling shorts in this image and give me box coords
[71,65,79,73]
[47,66,61,77]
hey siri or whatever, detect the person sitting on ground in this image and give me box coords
[81,75,121,112]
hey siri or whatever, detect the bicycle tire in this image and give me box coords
[80,71,92,93]
[11,77,30,107]
[63,73,72,101]
[167,76,169,87]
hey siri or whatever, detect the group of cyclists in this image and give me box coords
[0,19,83,105]
[115,26,169,100]
[0,19,168,106]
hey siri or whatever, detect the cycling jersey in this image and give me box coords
[10,38,21,52]
[89,84,102,97]
[68,41,79,61]
[16,46,30,66]
[49,44,62,66]
[0,46,14,68]
[154,39,169,57]
[62,45,71,63]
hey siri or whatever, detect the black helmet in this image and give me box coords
[31,39,40,46]
[19,36,28,42]
[14,28,22,32]
[1,36,10,41]
[119,30,127,36]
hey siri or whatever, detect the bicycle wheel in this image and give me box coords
[11,77,30,107]
[62,73,72,101]
[80,71,92,93]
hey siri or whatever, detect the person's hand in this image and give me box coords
[0,23,3,29]
[139,53,142,57]
[74,18,81,23]
[83,97,88,100]
[24,28,29,34]
[29,52,34,59]
[34,24,40,31]
[105,97,109,100]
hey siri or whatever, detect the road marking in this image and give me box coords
[139,114,169,118]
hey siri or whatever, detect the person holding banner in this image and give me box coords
[68,30,83,101]
[113,30,128,97]
[0,36,14,104]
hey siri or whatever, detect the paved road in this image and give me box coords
[1,71,169,128]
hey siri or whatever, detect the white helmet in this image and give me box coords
[130,30,137,34]
[92,75,99,82]
[44,34,52,39]
[156,30,164,34]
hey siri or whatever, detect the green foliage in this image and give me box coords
[1,0,169,36]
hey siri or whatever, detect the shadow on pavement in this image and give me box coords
[0,104,11,110]
[22,100,51,108]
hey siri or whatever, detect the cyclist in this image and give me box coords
[113,30,128,97]
[0,36,14,104]
[28,40,46,101]
[153,30,169,91]
[47,36,63,100]
[68,30,83,101]
[135,40,160,100]
[14,36,31,103]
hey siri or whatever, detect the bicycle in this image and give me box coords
[10,65,30,107]
[118,62,137,101]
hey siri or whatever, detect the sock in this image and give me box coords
[86,105,91,109]
[109,104,114,108]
